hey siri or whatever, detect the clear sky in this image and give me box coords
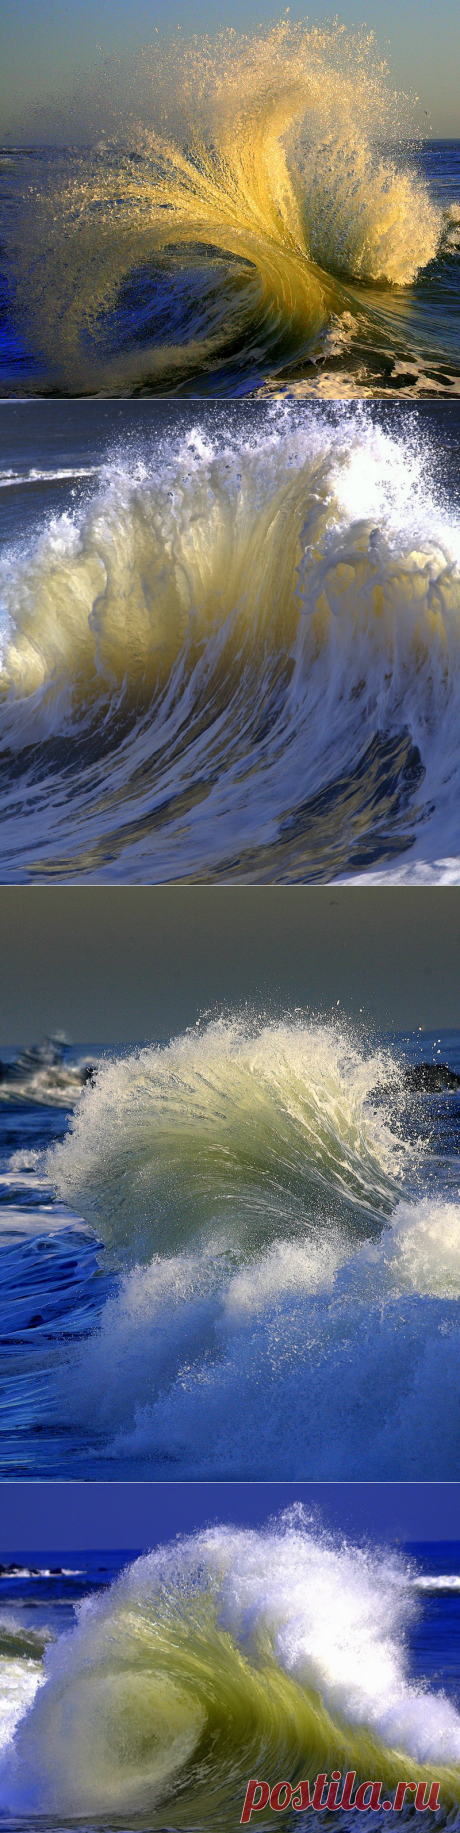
[1,0,459,140]
[1,1481,460,1550]
[0,887,459,1045]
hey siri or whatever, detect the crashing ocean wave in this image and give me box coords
[4,23,449,397]
[1,404,460,881]
[21,1013,459,1479]
[1,1514,460,1824]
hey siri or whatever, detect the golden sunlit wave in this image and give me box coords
[14,21,443,392]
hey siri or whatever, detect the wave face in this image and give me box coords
[4,23,456,397]
[29,1012,460,1481]
[1,1515,460,1826]
[2,404,460,882]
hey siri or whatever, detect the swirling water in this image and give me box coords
[2,398,460,883]
[0,25,459,399]
[1,1521,460,1829]
[1,1017,460,1480]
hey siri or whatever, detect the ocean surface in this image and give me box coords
[0,26,459,399]
[1,1020,460,1481]
[1,398,460,884]
[0,1524,460,1830]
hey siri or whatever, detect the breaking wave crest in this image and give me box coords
[1,405,460,881]
[50,1199,460,1480]
[11,22,443,394]
[48,1015,403,1262]
[33,1012,460,1480]
[23,1013,460,1479]
[1,1515,460,1824]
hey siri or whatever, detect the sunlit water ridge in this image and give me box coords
[2,401,460,882]
[2,1015,460,1479]
[1,23,459,396]
[1,1518,460,1829]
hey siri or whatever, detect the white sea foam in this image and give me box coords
[0,405,460,880]
[54,1194,460,1479]
[1,1516,460,1817]
[47,1014,403,1261]
[29,1017,460,1478]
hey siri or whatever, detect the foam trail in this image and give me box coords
[0,469,99,490]
[1,1514,459,1823]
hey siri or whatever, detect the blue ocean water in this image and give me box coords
[408,1544,460,1700]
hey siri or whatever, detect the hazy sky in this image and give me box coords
[0,887,460,1044]
[1,1481,460,1550]
[1,0,459,140]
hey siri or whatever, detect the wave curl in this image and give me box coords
[11,23,443,393]
[1,1515,460,1822]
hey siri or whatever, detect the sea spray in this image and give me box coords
[1,1014,460,1476]
[1,404,460,880]
[38,1011,460,1480]
[47,1014,404,1260]
[48,1196,460,1480]
[8,23,443,395]
[1,1514,460,1822]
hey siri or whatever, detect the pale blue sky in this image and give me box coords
[1,0,459,140]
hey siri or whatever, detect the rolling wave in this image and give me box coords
[28,1011,460,1480]
[0,1037,95,1107]
[1,1514,459,1824]
[1,405,460,881]
[77,1180,460,1479]
[7,22,449,396]
[0,1016,459,1475]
